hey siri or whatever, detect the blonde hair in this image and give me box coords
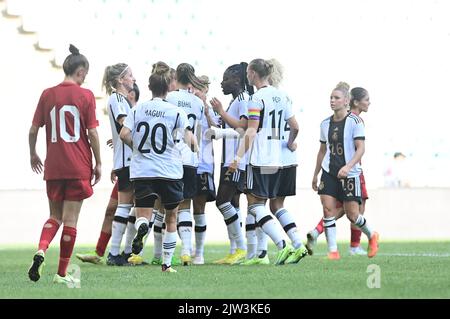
[149,61,171,96]
[102,63,128,95]
[198,75,210,91]
[249,58,274,79]
[267,58,284,88]
[333,81,351,100]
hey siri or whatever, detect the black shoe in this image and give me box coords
[132,223,149,255]
[28,252,45,282]
[106,253,129,266]
[121,251,132,262]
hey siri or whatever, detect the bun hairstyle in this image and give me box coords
[102,63,129,95]
[63,44,89,76]
[267,58,284,88]
[176,63,205,91]
[149,61,171,96]
[249,58,274,79]
[334,81,351,100]
[350,87,369,108]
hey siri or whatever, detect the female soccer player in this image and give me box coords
[311,82,378,260]
[28,44,101,285]
[120,61,198,272]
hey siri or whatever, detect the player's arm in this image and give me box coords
[119,126,133,149]
[88,128,102,186]
[210,97,247,129]
[228,118,258,173]
[286,116,299,151]
[184,129,199,153]
[28,125,43,174]
[312,142,327,191]
[337,139,365,179]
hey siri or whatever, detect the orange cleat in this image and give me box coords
[368,232,379,258]
[327,251,341,260]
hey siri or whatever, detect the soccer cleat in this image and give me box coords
[181,255,192,266]
[368,232,379,258]
[75,251,103,264]
[192,255,205,265]
[106,253,130,266]
[151,256,162,265]
[162,264,177,273]
[53,273,80,286]
[306,231,317,256]
[285,245,308,264]
[349,246,367,256]
[213,254,233,265]
[275,244,294,265]
[240,255,270,266]
[327,251,341,260]
[128,254,144,265]
[171,255,181,266]
[227,249,247,265]
[132,223,149,255]
[28,250,45,282]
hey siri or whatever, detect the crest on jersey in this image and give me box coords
[332,132,338,141]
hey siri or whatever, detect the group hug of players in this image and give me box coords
[28,45,378,284]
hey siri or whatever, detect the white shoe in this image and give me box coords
[349,246,367,256]
[192,255,204,265]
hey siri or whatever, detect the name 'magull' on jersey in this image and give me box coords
[247,86,293,167]
[320,112,365,178]
[280,94,298,168]
[197,105,220,174]
[222,92,249,171]
[123,98,189,180]
[107,92,133,171]
[166,89,204,168]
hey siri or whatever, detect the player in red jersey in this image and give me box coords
[28,45,102,285]
[306,86,377,257]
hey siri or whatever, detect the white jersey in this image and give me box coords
[197,106,220,174]
[320,112,365,178]
[107,92,133,170]
[247,86,292,167]
[280,94,298,167]
[123,98,189,180]
[222,92,249,171]
[166,89,204,168]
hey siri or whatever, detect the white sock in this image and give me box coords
[123,208,137,254]
[138,212,155,257]
[162,231,177,267]
[256,226,269,255]
[178,209,193,256]
[218,202,246,250]
[275,208,303,249]
[249,204,285,250]
[153,211,164,259]
[110,204,132,256]
[245,214,257,259]
[323,217,337,252]
[354,215,373,239]
[194,213,207,257]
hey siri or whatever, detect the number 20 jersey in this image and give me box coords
[123,98,189,180]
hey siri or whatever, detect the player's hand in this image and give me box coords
[106,139,113,149]
[312,175,318,191]
[337,165,350,179]
[30,153,43,174]
[110,170,117,184]
[227,160,239,174]
[210,98,224,116]
[92,164,102,186]
[287,141,297,152]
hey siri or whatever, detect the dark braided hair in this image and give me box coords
[176,63,205,91]
[225,62,254,95]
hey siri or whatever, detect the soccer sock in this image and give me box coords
[245,214,257,259]
[218,202,245,250]
[275,208,303,249]
[139,212,155,257]
[162,231,177,267]
[350,224,362,247]
[58,226,77,277]
[123,208,137,254]
[354,215,373,239]
[177,209,193,256]
[95,231,111,257]
[315,218,324,235]
[249,204,285,250]
[194,213,207,257]
[38,218,61,252]
[110,204,132,256]
[323,217,337,252]
[256,225,269,254]
[153,211,164,259]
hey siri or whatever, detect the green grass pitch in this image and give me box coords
[1,242,449,299]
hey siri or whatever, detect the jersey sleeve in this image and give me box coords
[247,95,263,120]
[123,109,135,131]
[353,121,365,140]
[237,99,249,120]
[320,121,327,144]
[284,95,294,120]
[110,94,128,121]
[84,90,99,129]
[31,89,48,127]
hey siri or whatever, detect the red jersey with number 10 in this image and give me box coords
[32,81,99,180]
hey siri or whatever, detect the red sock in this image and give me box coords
[350,225,362,247]
[58,226,77,277]
[315,219,324,234]
[95,231,111,257]
[38,218,61,252]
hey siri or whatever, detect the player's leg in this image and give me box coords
[349,173,369,255]
[193,194,207,265]
[320,195,340,260]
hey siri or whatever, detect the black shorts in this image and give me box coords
[246,165,282,199]
[196,172,216,202]
[318,169,362,204]
[277,166,297,197]
[115,167,132,192]
[220,166,246,193]
[133,179,184,209]
[182,166,198,200]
